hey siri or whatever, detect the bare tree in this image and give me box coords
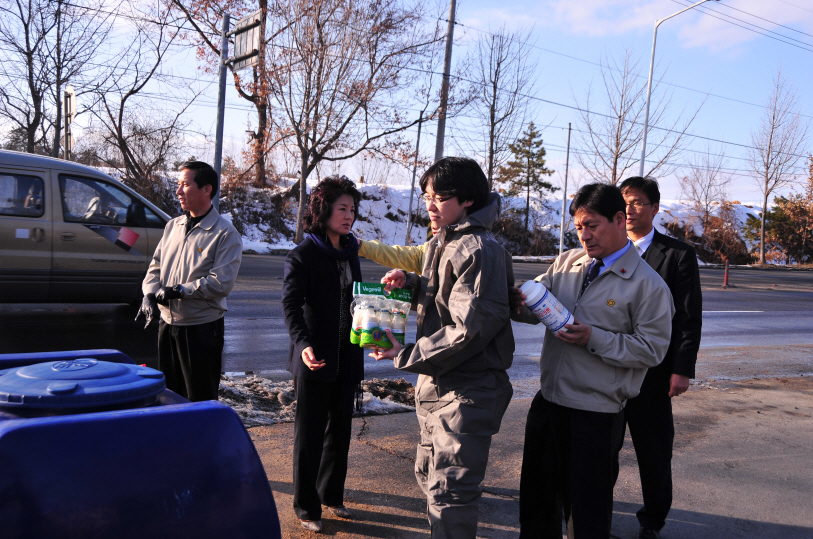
[264,0,436,242]
[748,69,810,264]
[0,0,115,155]
[465,26,538,191]
[575,48,701,185]
[89,5,194,213]
[45,0,115,157]
[169,0,278,186]
[681,144,731,236]
[0,0,57,153]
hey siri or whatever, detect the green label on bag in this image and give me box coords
[352,281,412,303]
[360,326,392,349]
[350,327,361,345]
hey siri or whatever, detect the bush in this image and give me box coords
[495,210,559,256]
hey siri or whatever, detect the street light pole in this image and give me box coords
[639,0,716,177]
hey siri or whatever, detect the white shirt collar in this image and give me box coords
[632,227,656,254]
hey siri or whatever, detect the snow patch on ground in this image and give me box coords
[218,376,415,428]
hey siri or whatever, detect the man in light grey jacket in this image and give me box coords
[137,161,242,401]
[372,157,514,539]
[516,183,674,539]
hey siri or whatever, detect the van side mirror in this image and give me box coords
[126,203,147,227]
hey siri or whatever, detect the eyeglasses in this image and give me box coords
[625,201,653,210]
[421,194,453,205]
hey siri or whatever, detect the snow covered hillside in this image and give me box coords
[230,177,763,256]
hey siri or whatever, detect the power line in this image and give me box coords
[670,0,813,53]
[771,0,813,16]
[48,0,813,121]
[447,18,813,121]
[3,10,810,161]
[715,1,813,39]
[52,0,218,38]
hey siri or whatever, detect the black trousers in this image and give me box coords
[613,390,674,531]
[158,318,224,402]
[292,375,354,521]
[519,391,623,539]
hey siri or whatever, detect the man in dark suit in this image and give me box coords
[615,176,703,539]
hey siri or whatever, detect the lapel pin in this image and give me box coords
[620,268,626,274]
[197,247,203,253]
[607,299,616,307]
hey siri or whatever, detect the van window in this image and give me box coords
[0,174,45,217]
[59,175,135,225]
[144,207,166,228]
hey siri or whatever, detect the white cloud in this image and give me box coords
[547,0,813,51]
[677,0,813,51]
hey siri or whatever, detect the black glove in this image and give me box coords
[134,293,160,328]
[155,285,183,306]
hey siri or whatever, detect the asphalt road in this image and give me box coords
[1,255,811,387]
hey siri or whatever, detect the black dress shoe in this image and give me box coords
[637,527,660,539]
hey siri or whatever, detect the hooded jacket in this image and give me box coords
[395,193,515,409]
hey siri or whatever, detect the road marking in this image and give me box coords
[703,310,764,313]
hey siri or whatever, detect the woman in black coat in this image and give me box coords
[282,176,363,532]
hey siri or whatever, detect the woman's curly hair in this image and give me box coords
[303,175,361,235]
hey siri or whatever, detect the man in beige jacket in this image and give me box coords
[137,161,242,401]
[516,183,674,539]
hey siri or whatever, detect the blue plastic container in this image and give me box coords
[0,351,281,539]
[0,348,137,370]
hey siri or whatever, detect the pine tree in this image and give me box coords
[499,122,556,232]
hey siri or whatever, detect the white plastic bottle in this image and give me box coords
[359,305,378,348]
[378,308,392,343]
[391,304,406,345]
[350,302,365,345]
[520,280,574,334]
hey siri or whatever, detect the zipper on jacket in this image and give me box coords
[168,218,202,324]
[336,260,344,378]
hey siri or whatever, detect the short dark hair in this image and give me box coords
[179,161,218,200]
[618,176,660,205]
[419,157,489,215]
[303,175,361,235]
[569,183,626,222]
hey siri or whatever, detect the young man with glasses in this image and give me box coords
[615,176,703,539]
[370,157,514,539]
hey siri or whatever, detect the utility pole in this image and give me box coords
[559,123,571,255]
[434,0,456,162]
[213,13,231,211]
[405,111,424,245]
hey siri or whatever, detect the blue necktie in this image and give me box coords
[581,258,603,296]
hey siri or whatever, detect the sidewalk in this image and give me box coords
[249,376,813,538]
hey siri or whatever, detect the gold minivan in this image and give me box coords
[0,150,170,302]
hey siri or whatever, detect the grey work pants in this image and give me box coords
[414,374,513,539]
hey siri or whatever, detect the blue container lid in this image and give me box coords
[0,359,165,411]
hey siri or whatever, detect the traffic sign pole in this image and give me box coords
[213,13,231,212]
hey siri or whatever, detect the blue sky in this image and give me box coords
[445,0,813,202]
[127,0,813,205]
